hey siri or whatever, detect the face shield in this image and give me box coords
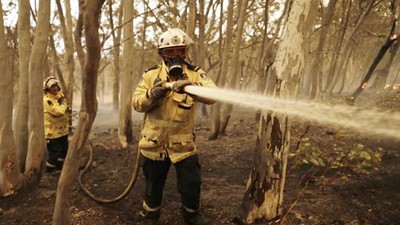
[157,28,193,78]
[159,46,187,77]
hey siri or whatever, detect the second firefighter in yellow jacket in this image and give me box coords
[43,76,70,174]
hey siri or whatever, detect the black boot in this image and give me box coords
[46,162,61,175]
[138,210,160,225]
[182,208,211,225]
[56,159,64,171]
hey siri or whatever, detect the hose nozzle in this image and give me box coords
[162,82,176,90]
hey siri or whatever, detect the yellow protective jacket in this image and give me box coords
[132,62,217,163]
[43,92,69,139]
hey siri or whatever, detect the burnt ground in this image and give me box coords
[1,92,399,225]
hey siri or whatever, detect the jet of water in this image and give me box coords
[185,85,400,140]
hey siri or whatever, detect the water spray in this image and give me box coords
[79,83,400,204]
[184,85,400,140]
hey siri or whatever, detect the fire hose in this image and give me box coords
[78,82,183,203]
[78,140,141,203]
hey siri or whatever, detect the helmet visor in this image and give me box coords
[159,47,186,59]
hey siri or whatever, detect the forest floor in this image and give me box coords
[1,91,400,225]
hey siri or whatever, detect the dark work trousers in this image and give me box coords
[141,154,202,211]
[46,135,69,170]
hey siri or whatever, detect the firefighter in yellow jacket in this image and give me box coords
[133,28,217,225]
[43,76,70,174]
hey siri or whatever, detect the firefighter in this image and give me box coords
[43,76,70,174]
[132,28,217,225]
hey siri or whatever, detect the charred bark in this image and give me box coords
[240,1,316,223]
[346,19,400,105]
[241,113,290,223]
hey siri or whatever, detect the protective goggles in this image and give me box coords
[159,47,186,58]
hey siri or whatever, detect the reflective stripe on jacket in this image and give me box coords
[132,62,217,163]
[43,92,69,139]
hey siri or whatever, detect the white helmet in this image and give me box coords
[43,76,60,90]
[157,28,193,49]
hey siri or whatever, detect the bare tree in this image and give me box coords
[369,42,399,91]
[309,0,337,99]
[24,0,51,183]
[220,0,249,134]
[108,0,123,111]
[325,1,376,95]
[197,0,206,69]
[118,0,134,148]
[259,0,288,93]
[255,0,288,121]
[53,0,105,224]
[240,1,317,223]
[14,0,31,172]
[138,1,149,78]
[0,0,25,196]
[208,0,234,140]
[346,16,400,104]
[186,0,196,61]
[56,0,75,114]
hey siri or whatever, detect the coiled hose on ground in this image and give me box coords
[78,142,141,203]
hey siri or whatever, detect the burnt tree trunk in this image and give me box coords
[241,1,316,223]
[346,19,400,105]
[369,42,399,91]
[325,1,374,95]
[241,113,290,222]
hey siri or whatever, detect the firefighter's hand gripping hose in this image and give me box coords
[78,137,141,204]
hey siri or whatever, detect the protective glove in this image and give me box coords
[66,106,72,114]
[172,80,192,94]
[150,81,170,101]
[57,96,66,105]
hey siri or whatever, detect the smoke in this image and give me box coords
[71,94,143,129]
[185,86,400,140]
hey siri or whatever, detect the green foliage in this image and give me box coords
[292,212,321,224]
[290,137,383,175]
